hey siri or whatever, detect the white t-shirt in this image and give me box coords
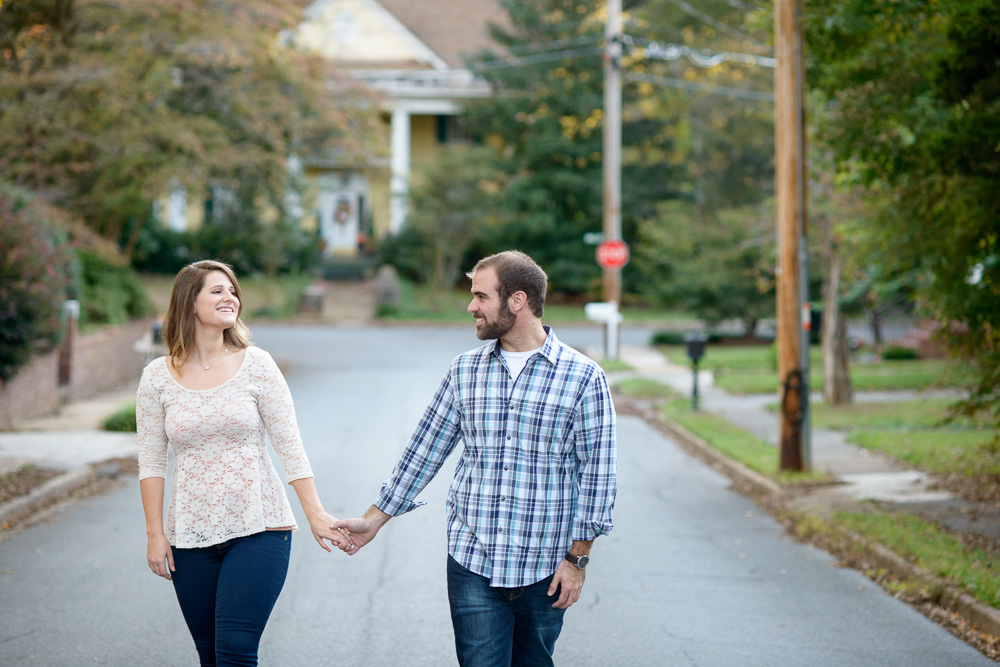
[499,345,543,393]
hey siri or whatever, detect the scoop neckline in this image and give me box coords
[163,347,252,392]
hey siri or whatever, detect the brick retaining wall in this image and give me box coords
[0,320,150,430]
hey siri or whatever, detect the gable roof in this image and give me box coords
[376,0,507,68]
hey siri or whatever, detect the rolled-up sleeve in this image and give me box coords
[571,370,617,540]
[136,364,168,481]
[376,367,463,516]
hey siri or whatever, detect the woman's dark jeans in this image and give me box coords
[446,555,566,667]
[171,530,291,667]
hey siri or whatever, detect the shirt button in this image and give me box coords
[498,527,503,532]
[504,466,508,471]
[500,496,506,501]
[506,435,511,440]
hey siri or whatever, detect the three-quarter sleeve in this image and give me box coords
[570,369,617,541]
[136,362,168,480]
[254,348,314,483]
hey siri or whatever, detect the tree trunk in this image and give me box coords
[821,214,853,405]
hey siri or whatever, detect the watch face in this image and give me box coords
[577,555,590,569]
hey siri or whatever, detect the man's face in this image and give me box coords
[468,267,516,341]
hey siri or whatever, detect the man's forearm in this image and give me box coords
[568,539,594,557]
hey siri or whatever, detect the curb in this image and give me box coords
[616,393,1000,642]
[0,466,96,526]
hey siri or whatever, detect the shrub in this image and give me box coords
[650,331,686,346]
[102,402,137,432]
[882,346,920,361]
[0,182,75,380]
[78,250,150,326]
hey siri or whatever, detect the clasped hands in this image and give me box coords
[310,505,389,555]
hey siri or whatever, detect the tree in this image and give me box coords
[0,182,74,381]
[804,0,1000,427]
[405,146,503,295]
[461,0,682,295]
[636,199,775,336]
[0,0,383,257]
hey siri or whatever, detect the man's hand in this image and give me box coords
[306,509,351,552]
[331,505,391,555]
[547,560,586,609]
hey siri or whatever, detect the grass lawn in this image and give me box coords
[614,377,826,484]
[850,430,1000,477]
[827,510,1000,610]
[809,398,968,430]
[658,344,969,394]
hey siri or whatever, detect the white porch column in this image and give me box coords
[389,108,411,234]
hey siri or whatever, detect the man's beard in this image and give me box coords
[475,301,516,340]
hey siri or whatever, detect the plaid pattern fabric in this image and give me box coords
[376,327,617,588]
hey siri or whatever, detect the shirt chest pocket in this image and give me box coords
[511,400,574,453]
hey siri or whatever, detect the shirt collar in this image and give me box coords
[487,325,560,366]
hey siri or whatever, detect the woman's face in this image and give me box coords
[193,270,240,330]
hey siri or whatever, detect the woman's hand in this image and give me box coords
[307,510,350,552]
[147,533,175,580]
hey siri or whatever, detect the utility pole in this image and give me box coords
[774,0,811,471]
[602,0,623,360]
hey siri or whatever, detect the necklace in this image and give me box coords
[194,346,228,371]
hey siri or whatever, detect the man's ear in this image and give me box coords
[509,291,528,313]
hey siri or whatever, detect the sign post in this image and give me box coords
[594,240,629,360]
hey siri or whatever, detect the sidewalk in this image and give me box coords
[604,342,1000,638]
[0,384,138,524]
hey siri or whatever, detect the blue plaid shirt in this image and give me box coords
[376,327,617,588]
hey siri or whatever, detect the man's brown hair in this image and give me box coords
[467,250,548,317]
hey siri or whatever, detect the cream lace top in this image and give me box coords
[137,346,313,548]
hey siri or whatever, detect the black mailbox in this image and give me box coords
[684,332,707,364]
[683,332,707,411]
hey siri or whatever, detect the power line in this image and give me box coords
[661,0,770,49]
[627,35,776,68]
[625,71,774,102]
[467,46,602,71]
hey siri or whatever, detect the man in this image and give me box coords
[334,250,617,666]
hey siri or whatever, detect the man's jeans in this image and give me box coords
[447,555,566,667]
[171,530,291,667]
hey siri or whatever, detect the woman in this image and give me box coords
[137,259,346,666]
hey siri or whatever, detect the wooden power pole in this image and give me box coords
[602,0,623,360]
[774,0,811,471]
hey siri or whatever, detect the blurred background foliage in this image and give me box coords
[1,0,997,429]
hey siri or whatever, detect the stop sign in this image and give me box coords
[596,239,630,270]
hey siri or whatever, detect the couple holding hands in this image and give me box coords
[138,251,617,667]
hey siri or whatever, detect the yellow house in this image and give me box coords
[155,0,505,258]
[288,0,506,256]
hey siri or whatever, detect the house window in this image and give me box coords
[436,115,473,144]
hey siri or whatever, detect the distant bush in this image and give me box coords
[102,402,137,432]
[133,217,321,277]
[78,250,150,326]
[882,346,920,361]
[0,182,75,380]
[650,331,687,346]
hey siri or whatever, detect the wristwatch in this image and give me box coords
[565,553,590,570]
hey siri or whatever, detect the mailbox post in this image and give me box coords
[584,301,624,361]
[684,332,707,411]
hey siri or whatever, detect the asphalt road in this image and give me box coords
[0,324,993,666]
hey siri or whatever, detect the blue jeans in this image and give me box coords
[446,555,566,667]
[171,530,291,667]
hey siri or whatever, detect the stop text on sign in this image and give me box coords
[596,239,630,270]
